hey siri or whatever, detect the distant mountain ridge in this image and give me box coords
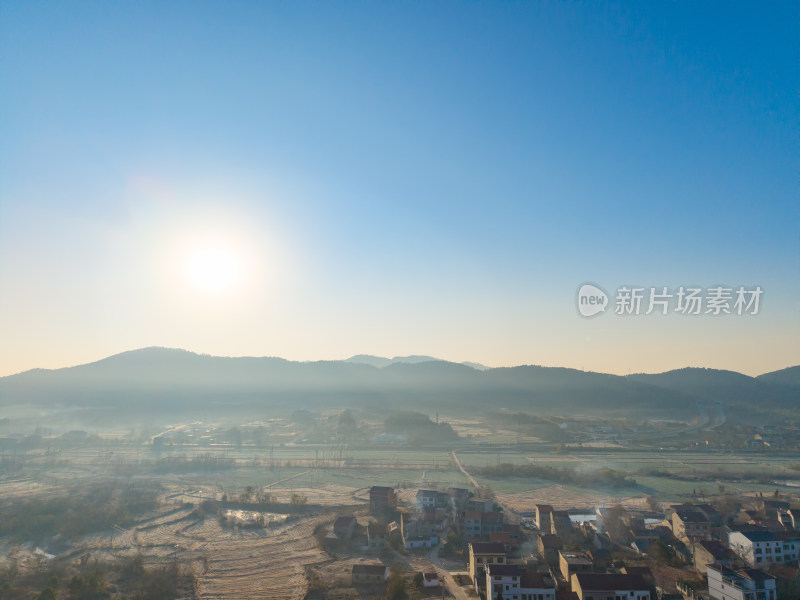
[1,348,797,420]
[757,365,800,388]
[344,354,489,370]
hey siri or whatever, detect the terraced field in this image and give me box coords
[68,496,334,600]
[195,514,333,600]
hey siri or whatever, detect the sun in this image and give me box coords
[184,245,242,294]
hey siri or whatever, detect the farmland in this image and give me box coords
[2,411,800,599]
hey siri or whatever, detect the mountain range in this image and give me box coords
[1,348,797,421]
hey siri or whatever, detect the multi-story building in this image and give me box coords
[693,540,738,573]
[558,551,593,582]
[416,489,439,510]
[365,522,386,550]
[400,512,439,549]
[469,542,507,583]
[707,564,776,600]
[775,530,800,563]
[570,573,650,600]
[534,505,554,531]
[672,506,717,542]
[462,509,505,539]
[369,486,397,514]
[536,534,562,566]
[485,564,556,600]
[446,487,469,511]
[729,531,794,568]
[463,510,484,538]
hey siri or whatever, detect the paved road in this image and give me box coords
[449,450,482,492]
[427,541,471,600]
[449,449,520,526]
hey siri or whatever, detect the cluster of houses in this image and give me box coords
[468,535,655,600]
[342,486,799,600]
[468,496,798,600]
[597,497,798,599]
[365,485,512,551]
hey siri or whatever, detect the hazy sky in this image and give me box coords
[1,2,797,377]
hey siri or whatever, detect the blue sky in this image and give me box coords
[0,1,797,376]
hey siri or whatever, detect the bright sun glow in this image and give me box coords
[184,245,242,294]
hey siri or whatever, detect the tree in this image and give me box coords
[650,540,674,565]
[338,410,357,434]
[412,572,424,589]
[386,564,407,600]
[67,568,108,600]
[239,486,255,503]
[120,555,145,580]
[387,530,403,552]
[35,586,57,600]
[443,529,463,557]
[290,493,307,507]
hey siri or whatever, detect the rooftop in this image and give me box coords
[538,534,563,549]
[560,551,592,565]
[697,540,736,559]
[520,572,549,589]
[470,542,507,554]
[735,530,779,543]
[737,569,774,584]
[486,564,524,576]
[573,573,648,591]
[675,509,710,523]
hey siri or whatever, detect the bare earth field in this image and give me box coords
[4,437,800,600]
[0,478,337,600]
[496,485,651,512]
[195,514,332,600]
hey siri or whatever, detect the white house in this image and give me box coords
[415,489,441,510]
[485,564,555,600]
[728,530,798,568]
[707,563,776,600]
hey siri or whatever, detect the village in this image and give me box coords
[309,483,798,600]
[3,409,800,599]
